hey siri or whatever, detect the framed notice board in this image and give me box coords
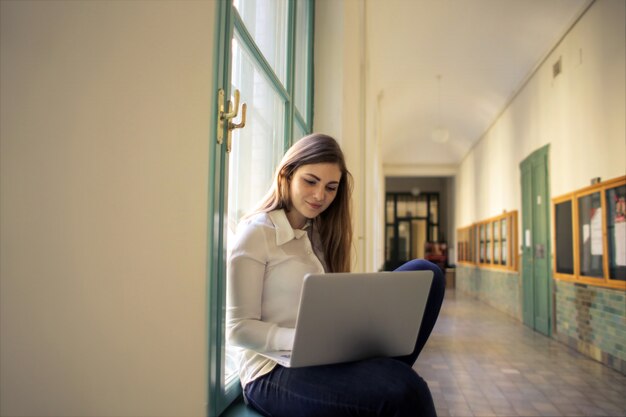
[456,211,518,271]
[552,176,626,290]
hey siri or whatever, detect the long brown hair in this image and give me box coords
[252,133,353,272]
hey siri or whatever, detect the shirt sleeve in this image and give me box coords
[226,220,295,351]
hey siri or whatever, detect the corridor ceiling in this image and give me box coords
[366,0,592,175]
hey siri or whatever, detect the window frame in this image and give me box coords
[456,210,518,272]
[232,1,314,143]
[208,1,315,415]
[552,175,626,290]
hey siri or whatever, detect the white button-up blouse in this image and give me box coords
[226,209,326,387]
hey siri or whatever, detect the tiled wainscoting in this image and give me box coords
[555,280,626,374]
[455,265,522,321]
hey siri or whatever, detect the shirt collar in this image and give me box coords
[268,209,310,246]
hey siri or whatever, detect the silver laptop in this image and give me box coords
[259,270,433,368]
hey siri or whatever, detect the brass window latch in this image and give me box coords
[217,89,247,152]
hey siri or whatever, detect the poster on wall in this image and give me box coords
[615,195,626,267]
[616,222,626,267]
[591,209,603,256]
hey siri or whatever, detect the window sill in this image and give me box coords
[220,397,263,417]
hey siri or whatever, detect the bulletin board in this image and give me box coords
[552,176,626,290]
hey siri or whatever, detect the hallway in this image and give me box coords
[416,290,626,417]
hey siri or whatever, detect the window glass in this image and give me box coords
[386,197,395,223]
[293,119,307,144]
[474,226,483,263]
[555,201,574,274]
[606,185,626,281]
[578,192,604,278]
[228,36,286,229]
[494,221,500,264]
[479,225,485,263]
[226,34,286,384]
[429,198,438,223]
[234,0,288,84]
[397,221,410,261]
[416,198,427,217]
[406,198,416,217]
[415,219,427,259]
[386,225,395,260]
[501,219,508,265]
[432,225,438,242]
[397,196,408,218]
[294,0,310,122]
[486,223,492,263]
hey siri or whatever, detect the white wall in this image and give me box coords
[315,0,378,272]
[0,1,216,416]
[367,92,388,271]
[456,0,625,235]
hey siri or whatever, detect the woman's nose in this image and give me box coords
[313,186,325,201]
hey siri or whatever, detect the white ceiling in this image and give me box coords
[366,0,592,175]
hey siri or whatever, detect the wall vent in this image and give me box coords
[553,56,562,78]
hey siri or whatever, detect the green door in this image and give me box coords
[520,145,552,336]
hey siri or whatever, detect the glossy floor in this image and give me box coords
[415,290,626,417]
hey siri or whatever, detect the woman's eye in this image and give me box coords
[304,179,316,185]
[326,186,338,192]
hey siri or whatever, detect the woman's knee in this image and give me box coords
[372,361,436,417]
[394,259,445,291]
[400,379,437,417]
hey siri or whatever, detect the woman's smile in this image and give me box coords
[306,201,323,210]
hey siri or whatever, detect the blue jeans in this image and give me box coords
[244,260,446,417]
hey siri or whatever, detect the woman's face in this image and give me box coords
[286,162,342,229]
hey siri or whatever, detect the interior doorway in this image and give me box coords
[384,192,440,270]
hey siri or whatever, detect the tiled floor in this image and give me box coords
[415,290,626,417]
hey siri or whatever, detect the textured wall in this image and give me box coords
[555,280,626,374]
[1,1,214,415]
[456,265,522,320]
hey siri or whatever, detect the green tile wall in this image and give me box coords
[456,265,522,320]
[555,280,626,374]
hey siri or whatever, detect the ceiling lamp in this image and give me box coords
[431,75,449,143]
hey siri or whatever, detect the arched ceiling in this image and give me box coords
[366,0,592,175]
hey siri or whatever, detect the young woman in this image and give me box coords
[227,133,445,417]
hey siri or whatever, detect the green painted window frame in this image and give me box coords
[232,1,314,145]
[208,1,315,415]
